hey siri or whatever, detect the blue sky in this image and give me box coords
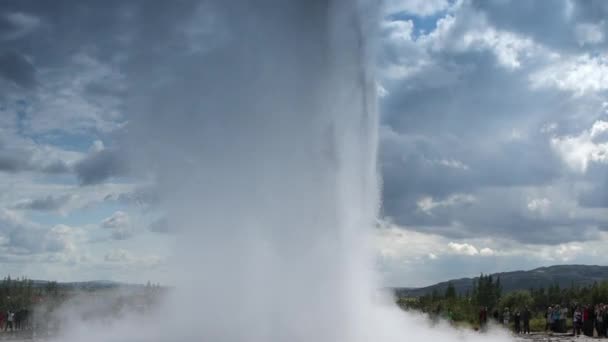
[0,0,607,287]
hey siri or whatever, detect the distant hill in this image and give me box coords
[395,265,608,298]
[28,280,144,290]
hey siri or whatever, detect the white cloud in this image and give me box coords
[104,249,162,268]
[541,122,558,134]
[376,220,498,261]
[375,222,608,286]
[527,197,551,213]
[416,197,436,213]
[463,29,537,69]
[447,242,479,256]
[91,140,105,153]
[590,120,608,140]
[44,224,83,255]
[0,209,87,260]
[380,19,432,80]
[535,243,586,262]
[0,170,138,220]
[13,194,74,214]
[417,194,476,215]
[377,83,389,98]
[0,134,82,174]
[420,13,548,70]
[574,22,605,46]
[479,247,495,256]
[383,20,414,41]
[375,221,445,261]
[384,0,450,17]
[554,244,582,261]
[104,249,132,263]
[101,211,133,240]
[22,53,126,135]
[435,158,470,170]
[531,55,608,96]
[551,120,608,172]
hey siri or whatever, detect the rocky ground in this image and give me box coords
[0,331,601,341]
[516,332,599,341]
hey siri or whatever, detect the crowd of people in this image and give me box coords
[544,305,569,333]
[563,304,608,337]
[480,304,608,336]
[480,306,533,334]
[0,309,30,332]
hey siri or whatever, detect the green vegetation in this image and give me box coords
[398,274,608,331]
[0,276,59,311]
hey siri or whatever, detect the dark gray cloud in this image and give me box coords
[579,188,608,208]
[0,0,605,255]
[74,148,129,185]
[578,165,608,208]
[0,210,75,255]
[0,1,134,66]
[378,1,608,245]
[0,146,30,172]
[104,186,160,207]
[379,55,565,235]
[13,194,73,211]
[0,51,36,88]
[101,211,132,240]
[470,0,608,51]
[0,139,71,174]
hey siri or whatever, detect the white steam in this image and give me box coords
[51,1,514,341]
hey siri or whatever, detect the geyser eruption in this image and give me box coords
[56,1,513,341]
[129,1,381,341]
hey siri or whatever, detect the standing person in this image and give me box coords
[522,306,531,334]
[561,305,568,333]
[594,305,599,337]
[597,304,605,338]
[583,305,593,337]
[546,306,553,332]
[479,307,488,330]
[5,310,14,332]
[552,305,561,332]
[573,306,582,336]
[493,309,499,323]
[14,309,21,330]
[514,310,521,334]
[503,307,511,326]
[603,304,608,337]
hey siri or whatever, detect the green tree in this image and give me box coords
[445,282,457,300]
[500,290,533,311]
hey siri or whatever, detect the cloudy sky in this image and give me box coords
[0,0,607,287]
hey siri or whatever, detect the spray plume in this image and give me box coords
[53,1,514,341]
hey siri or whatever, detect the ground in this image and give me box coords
[516,332,597,342]
[0,331,598,341]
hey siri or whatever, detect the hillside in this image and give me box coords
[27,279,145,290]
[395,264,608,298]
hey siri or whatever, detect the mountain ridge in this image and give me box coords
[394,264,608,298]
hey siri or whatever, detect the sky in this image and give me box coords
[0,0,607,287]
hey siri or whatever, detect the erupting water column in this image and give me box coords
[53,2,517,342]
[126,1,382,341]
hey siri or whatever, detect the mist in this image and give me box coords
[48,1,515,341]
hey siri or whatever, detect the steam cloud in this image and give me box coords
[51,1,515,341]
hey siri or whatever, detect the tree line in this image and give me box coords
[0,276,63,312]
[398,274,608,329]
